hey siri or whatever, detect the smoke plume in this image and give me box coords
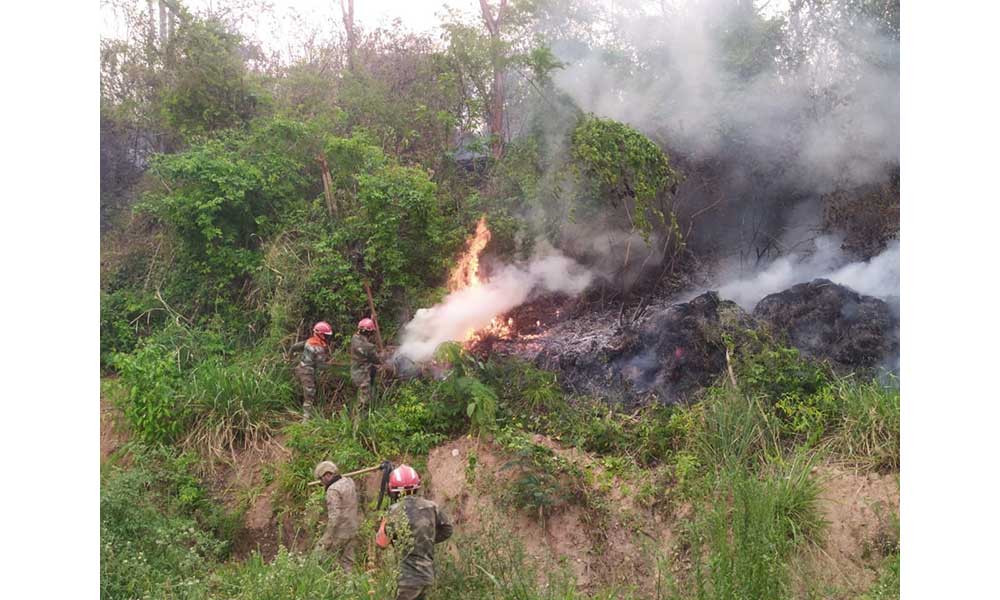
[714,237,899,310]
[395,246,593,362]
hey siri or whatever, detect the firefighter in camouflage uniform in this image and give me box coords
[313,461,360,571]
[350,318,381,408]
[380,464,453,600]
[290,321,334,420]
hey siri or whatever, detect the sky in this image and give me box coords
[102,0,484,47]
[102,1,793,53]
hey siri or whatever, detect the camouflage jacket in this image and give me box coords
[349,333,379,385]
[317,476,360,551]
[386,496,453,587]
[297,336,330,372]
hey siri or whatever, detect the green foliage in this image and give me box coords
[736,346,836,442]
[145,117,320,317]
[860,552,900,600]
[828,377,900,471]
[101,288,158,370]
[100,444,233,599]
[160,19,265,137]
[277,380,463,505]
[205,547,394,599]
[571,115,683,240]
[352,164,455,295]
[114,324,293,450]
[113,326,195,445]
[182,351,296,453]
[433,513,585,600]
[689,461,824,600]
[436,342,499,434]
[496,428,589,519]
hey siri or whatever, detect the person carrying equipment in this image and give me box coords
[377,465,453,600]
[312,461,360,571]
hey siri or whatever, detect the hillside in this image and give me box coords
[100,1,900,599]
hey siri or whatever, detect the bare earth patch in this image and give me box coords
[791,461,900,597]
[426,435,678,595]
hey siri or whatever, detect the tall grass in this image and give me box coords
[828,377,900,471]
[181,352,295,457]
[690,462,825,600]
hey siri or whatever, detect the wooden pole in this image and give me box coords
[362,281,385,352]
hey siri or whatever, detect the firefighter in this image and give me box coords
[291,321,333,419]
[350,318,380,408]
[380,465,453,600]
[313,461,360,571]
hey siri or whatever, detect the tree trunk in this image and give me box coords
[317,155,337,218]
[341,0,356,72]
[479,0,507,160]
[158,1,167,43]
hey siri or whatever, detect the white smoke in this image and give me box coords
[714,237,899,311]
[395,246,593,362]
[548,0,899,194]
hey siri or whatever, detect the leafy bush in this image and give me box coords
[100,288,158,370]
[496,428,589,519]
[114,323,293,451]
[100,444,233,599]
[436,342,498,435]
[113,327,193,445]
[570,115,683,240]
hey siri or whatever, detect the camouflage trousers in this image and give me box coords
[329,535,358,572]
[294,365,316,417]
[353,366,375,408]
[395,584,428,600]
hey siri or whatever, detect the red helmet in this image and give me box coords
[313,321,333,336]
[358,318,376,332]
[388,464,421,493]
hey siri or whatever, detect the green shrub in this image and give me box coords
[496,428,589,519]
[113,330,191,445]
[570,115,684,241]
[100,288,158,370]
[100,444,233,599]
[114,323,293,451]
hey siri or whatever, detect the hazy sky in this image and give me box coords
[102,0,483,46]
[102,1,791,49]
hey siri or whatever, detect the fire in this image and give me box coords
[448,216,491,292]
[445,217,518,345]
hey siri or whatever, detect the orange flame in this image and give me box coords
[449,216,491,292]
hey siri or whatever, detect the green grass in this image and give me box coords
[827,377,900,471]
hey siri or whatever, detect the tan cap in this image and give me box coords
[313,461,339,479]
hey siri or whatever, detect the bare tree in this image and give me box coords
[340,0,356,72]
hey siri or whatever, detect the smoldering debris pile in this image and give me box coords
[498,280,899,406]
[753,279,899,369]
